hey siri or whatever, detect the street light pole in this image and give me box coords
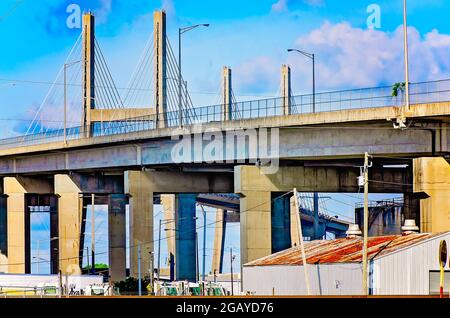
[157,219,162,282]
[403,0,410,110]
[178,23,210,127]
[287,49,316,113]
[230,248,234,296]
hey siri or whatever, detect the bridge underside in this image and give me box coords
[0,104,449,281]
[0,155,447,281]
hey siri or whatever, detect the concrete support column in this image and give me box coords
[81,13,95,137]
[4,178,27,274]
[154,10,167,128]
[161,194,176,260]
[108,194,127,282]
[413,157,450,232]
[281,64,291,116]
[271,192,292,253]
[55,175,83,275]
[211,209,226,274]
[4,177,53,274]
[125,171,153,278]
[222,66,232,121]
[175,194,197,282]
[239,190,272,266]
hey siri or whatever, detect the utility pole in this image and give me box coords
[230,248,234,296]
[195,232,199,282]
[86,246,90,274]
[91,194,95,275]
[293,188,311,295]
[149,251,154,296]
[200,205,207,282]
[138,244,142,296]
[362,152,370,296]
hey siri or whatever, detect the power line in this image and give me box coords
[0,77,276,98]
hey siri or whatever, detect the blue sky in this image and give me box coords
[1,0,442,274]
[2,0,450,136]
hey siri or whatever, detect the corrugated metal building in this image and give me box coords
[243,232,450,295]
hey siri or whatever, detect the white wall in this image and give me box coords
[0,274,103,291]
[243,263,363,296]
[372,232,450,295]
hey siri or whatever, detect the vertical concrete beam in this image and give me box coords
[222,66,232,121]
[161,194,175,261]
[54,175,83,275]
[125,171,153,278]
[4,177,53,274]
[271,192,292,253]
[281,64,291,116]
[175,194,197,282]
[211,209,226,274]
[82,13,95,138]
[0,196,6,257]
[239,190,272,266]
[108,194,127,282]
[4,178,26,274]
[154,10,167,128]
[413,157,450,232]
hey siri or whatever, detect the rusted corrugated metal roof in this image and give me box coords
[245,232,447,266]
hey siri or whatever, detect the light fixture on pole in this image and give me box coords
[287,49,315,113]
[178,23,210,127]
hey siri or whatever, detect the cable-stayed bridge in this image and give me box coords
[0,10,449,283]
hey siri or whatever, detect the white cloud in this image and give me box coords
[291,22,450,89]
[271,0,324,13]
[271,0,288,13]
[234,56,280,94]
[234,22,450,94]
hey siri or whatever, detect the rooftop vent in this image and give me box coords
[346,224,362,238]
[401,219,419,235]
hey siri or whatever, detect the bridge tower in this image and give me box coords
[81,13,95,138]
[281,64,291,116]
[154,10,167,128]
[222,66,232,121]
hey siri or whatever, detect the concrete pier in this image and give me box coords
[175,194,197,282]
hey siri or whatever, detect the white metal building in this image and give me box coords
[243,232,450,296]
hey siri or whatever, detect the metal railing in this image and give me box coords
[1,78,450,149]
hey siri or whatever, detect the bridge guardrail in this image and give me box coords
[1,78,450,149]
